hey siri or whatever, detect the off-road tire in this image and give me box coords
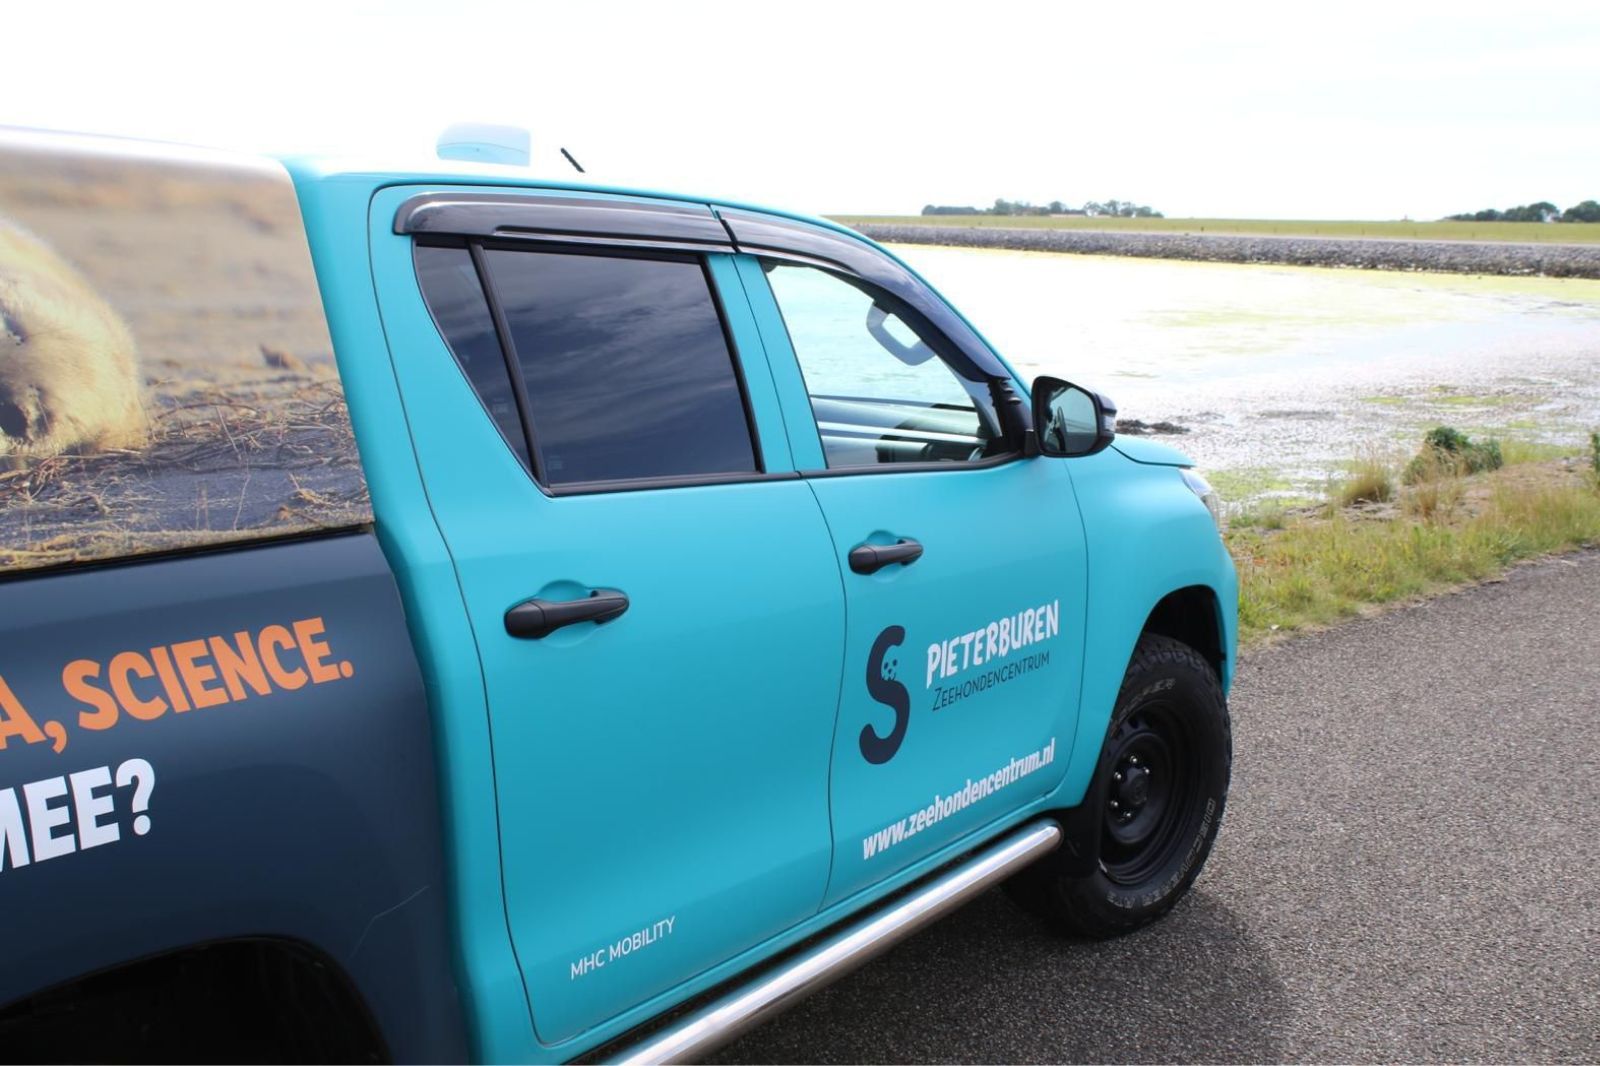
[1008,633,1232,938]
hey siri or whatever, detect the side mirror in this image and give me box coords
[1031,376,1116,457]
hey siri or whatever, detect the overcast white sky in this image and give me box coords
[5,0,1596,220]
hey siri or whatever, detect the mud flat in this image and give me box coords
[857,224,1600,278]
[880,243,1600,507]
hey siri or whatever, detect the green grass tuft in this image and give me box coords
[1404,426,1503,483]
[1334,455,1397,507]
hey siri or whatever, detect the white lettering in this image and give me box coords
[23,777,73,862]
[570,950,606,980]
[574,915,676,979]
[69,766,119,850]
[0,759,157,877]
[0,789,29,871]
[920,599,1062,689]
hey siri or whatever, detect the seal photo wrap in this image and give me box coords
[0,220,145,462]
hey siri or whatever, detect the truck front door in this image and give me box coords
[730,232,1088,905]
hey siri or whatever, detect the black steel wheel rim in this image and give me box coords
[1100,700,1201,885]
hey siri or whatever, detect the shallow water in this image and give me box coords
[890,244,1600,503]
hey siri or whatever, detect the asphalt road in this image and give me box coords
[718,551,1600,1064]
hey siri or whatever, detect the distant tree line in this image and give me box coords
[1445,200,1600,223]
[922,198,1164,218]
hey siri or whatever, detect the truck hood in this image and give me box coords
[1110,437,1195,467]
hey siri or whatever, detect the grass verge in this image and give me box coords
[1228,442,1600,646]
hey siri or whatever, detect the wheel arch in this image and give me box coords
[1141,584,1227,685]
[0,937,389,1063]
[1043,580,1233,875]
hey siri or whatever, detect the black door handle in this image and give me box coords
[505,590,629,639]
[848,538,924,575]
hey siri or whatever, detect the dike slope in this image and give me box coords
[855,224,1600,278]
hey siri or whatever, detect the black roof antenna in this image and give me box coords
[560,148,586,174]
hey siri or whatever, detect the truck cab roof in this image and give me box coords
[278,151,868,247]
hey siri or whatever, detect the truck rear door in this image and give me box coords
[368,188,845,1046]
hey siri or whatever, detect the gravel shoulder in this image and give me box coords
[719,550,1600,1064]
[856,224,1600,278]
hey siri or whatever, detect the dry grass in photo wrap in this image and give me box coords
[0,375,369,569]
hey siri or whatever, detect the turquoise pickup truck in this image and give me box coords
[0,127,1235,1063]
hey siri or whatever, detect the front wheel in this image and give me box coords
[1008,633,1232,937]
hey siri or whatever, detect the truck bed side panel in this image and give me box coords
[0,533,466,1062]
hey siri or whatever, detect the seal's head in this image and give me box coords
[0,221,145,463]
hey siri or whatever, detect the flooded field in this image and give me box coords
[890,244,1600,506]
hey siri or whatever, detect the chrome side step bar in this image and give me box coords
[611,820,1062,1065]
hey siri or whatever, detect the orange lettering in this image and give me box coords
[210,632,271,701]
[110,651,167,721]
[0,673,45,749]
[172,639,226,709]
[294,618,340,684]
[149,647,192,713]
[63,660,119,731]
[259,626,307,690]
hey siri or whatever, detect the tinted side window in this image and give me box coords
[484,248,757,486]
[414,244,531,467]
[763,262,1010,469]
